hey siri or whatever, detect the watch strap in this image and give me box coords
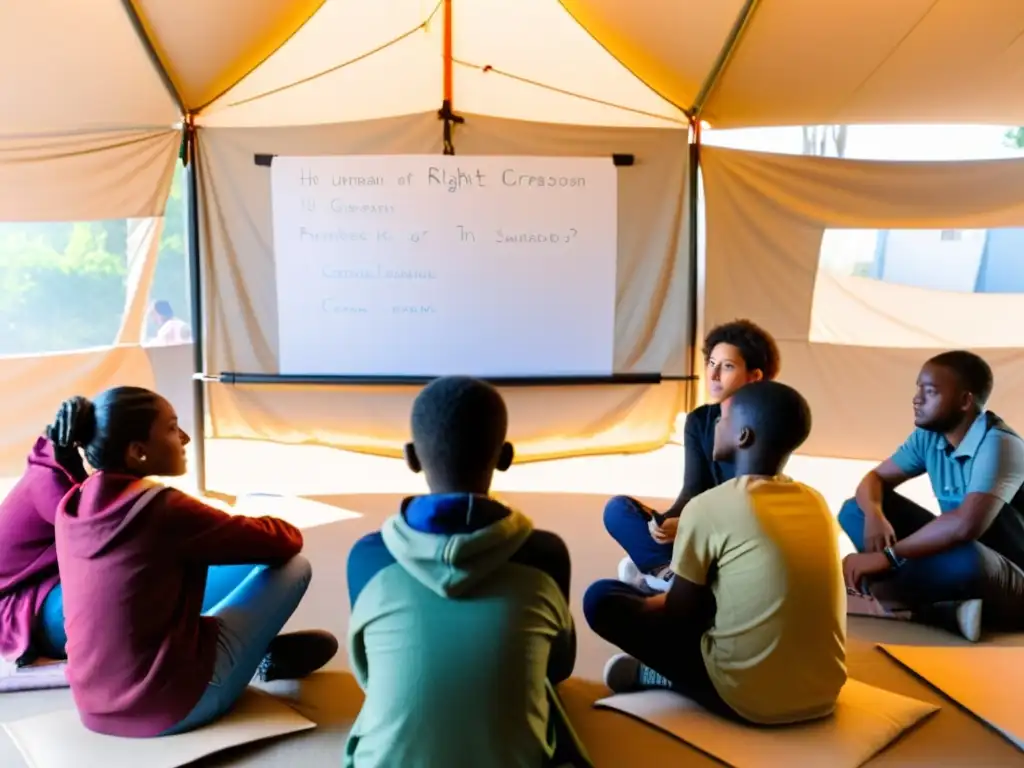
[882,546,904,570]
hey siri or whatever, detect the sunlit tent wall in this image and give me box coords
[700,147,1024,460]
[1,0,1023,479]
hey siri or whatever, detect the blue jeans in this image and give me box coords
[838,494,1024,628]
[162,555,313,735]
[35,563,257,661]
[604,496,673,573]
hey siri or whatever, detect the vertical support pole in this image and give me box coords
[443,0,453,106]
[438,0,463,155]
[184,116,208,494]
[685,118,702,411]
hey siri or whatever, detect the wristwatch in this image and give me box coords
[882,546,905,570]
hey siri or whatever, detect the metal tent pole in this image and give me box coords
[184,120,207,494]
[121,0,208,493]
[685,0,762,407]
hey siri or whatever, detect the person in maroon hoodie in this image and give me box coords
[0,404,86,666]
[53,386,337,737]
[0,399,258,668]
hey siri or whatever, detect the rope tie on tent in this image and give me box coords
[462,60,686,125]
[221,1,443,111]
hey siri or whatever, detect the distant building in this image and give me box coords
[869,228,1024,294]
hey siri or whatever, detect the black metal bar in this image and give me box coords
[209,372,693,388]
[253,152,634,167]
[185,124,207,494]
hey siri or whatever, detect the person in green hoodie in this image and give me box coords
[344,376,589,768]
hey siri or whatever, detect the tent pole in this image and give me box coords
[438,0,463,154]
[184,118,208,495]
[690,0,761,119]
[121,0,208,493]
[443,0,453,106]
[685,0,759,407]
[120,0,184,113]
[686,119,702,412]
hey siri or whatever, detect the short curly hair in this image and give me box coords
[702,319,781,380]
[411,376,508,487]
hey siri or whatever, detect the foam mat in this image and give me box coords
[0,658,67,693]
[2,688,315,768]
[595,678,936,768]
[880,644,1024,751]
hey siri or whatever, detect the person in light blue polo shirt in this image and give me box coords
[839,350,1024,641]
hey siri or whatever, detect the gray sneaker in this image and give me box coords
[602,653,674,694]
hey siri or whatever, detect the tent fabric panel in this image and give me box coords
[701,145,1024,459]
[703,0,1024,127]
[0,130,179,222]
[198,1,441,127]
[0,1,179,135]
[131,0,327,111]
[205,379,685,463]
[559,0,745,114]
[452,0,686,127]
[0,347,158,477]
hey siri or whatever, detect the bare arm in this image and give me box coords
[855,458,915,520]
[893,430,1024,559]
[664,409,716,518]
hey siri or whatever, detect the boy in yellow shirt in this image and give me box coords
[583,381,847,724]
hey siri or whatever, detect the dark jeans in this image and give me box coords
[603,496,674,574]
[838,493,1024,630]
[583,579,744,721]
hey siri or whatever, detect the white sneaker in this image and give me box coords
[643,570,673,594]
[617,557,673,594]
[617,557,647,589]
[956,599,983,643]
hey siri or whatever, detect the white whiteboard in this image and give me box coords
[270,155,618,377]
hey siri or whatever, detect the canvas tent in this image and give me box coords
[1,0,1024,485]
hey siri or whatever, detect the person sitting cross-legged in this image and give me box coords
[345,376,588,768]
[585,381,847,725]
[840,351,1024,642]
[603,319,781,593]
[54,387,338,737]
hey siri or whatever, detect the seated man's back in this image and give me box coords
[346,494,574,768]
[674,475,847,724]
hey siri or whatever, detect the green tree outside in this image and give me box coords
[0,166,188,356]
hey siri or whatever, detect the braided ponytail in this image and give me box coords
[45,396,95,482]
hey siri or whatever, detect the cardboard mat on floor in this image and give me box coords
[595,678,936,768]
[880,644,1024,751]
[2,688,315,768]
